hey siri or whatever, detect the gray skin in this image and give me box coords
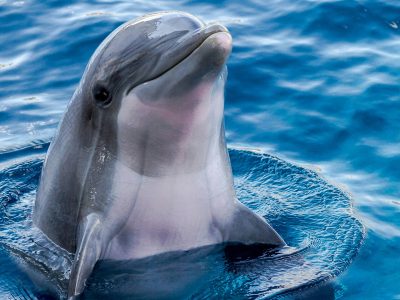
[33,11,286,299]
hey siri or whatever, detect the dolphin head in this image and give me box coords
[78,11,232,176]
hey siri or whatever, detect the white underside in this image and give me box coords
[102,156,235,260]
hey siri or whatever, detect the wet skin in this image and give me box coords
[33,11,285,299]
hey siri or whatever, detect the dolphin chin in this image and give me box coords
[33,11,285,299]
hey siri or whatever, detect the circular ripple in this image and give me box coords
[0,145,364,299]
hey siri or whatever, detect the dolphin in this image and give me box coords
[33,11,285,299]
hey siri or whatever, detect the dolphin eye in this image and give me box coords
[93,84,112,107]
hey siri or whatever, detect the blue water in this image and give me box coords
[0,146,363,299]
[0,0,398,299]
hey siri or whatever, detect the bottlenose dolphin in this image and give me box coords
[33,11,285,299]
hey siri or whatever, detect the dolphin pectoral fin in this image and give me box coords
[226,201,286,247]
[68,213,103,299]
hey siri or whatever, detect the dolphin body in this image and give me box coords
[33,11,285,299]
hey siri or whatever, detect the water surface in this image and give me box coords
[1,0,399,299]
[0,146,363,299]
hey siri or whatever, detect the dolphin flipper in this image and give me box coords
[68,213,103,299]
[227,201,286,246]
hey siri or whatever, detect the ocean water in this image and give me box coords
[0,0,398,299]
[0,147,363,299]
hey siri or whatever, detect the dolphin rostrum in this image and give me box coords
[33,11,286,299]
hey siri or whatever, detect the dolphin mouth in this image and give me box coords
[126,23,230,94]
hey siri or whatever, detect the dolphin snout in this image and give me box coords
[203,23,229,36]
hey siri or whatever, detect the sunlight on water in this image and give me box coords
[1,0,400,299]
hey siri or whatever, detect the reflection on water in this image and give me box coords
[1,0,399,298]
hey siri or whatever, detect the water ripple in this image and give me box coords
[0,147,364,299]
